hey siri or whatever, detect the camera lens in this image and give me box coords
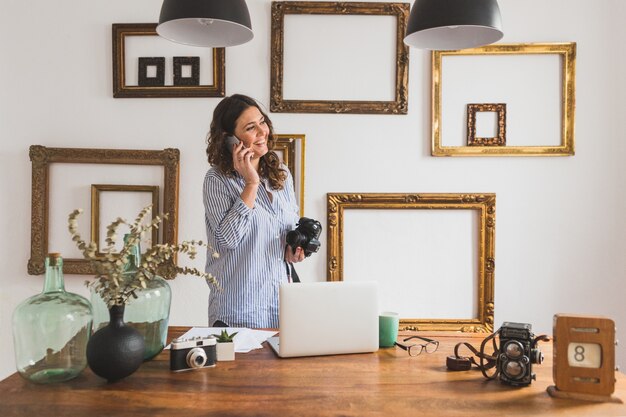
[504,341,524,359]
[504,360,525,379]
[186,347,208,369]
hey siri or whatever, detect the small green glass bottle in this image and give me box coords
[91,235,171,360]
[12,253,93,383]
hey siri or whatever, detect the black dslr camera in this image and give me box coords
[497,322,544,386]
[170,336,217,372]
[286,217,322,257]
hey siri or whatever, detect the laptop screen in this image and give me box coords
[272,281,379,358]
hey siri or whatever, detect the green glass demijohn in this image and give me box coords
[12,253,93,383]
[91,235,172,360]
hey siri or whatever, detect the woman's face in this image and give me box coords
[232,106,269,159]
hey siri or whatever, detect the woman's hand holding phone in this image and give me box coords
[229,136,260,186]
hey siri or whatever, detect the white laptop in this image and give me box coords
[267,281,379,358]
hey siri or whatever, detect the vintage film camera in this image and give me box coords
[286,217,322,257]
[170,335,217,372]
[497,322,545,386]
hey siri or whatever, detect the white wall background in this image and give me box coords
[0,0,624,380]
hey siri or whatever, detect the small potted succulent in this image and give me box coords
[214,329,237,361]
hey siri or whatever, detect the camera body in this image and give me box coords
[170,336,217,372]
[286,217,322,257]
[497,322,543,386]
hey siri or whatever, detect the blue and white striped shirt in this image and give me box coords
[203,165,299,328]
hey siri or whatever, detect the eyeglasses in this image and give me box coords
[395,335,439,357]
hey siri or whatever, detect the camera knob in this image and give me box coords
[531,349,544,365]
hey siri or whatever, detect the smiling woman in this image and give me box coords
[202,94,308,328]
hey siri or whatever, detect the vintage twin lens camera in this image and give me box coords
[170,336,217,372]
[497,322,544,386]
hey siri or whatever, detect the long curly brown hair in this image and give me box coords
[206,94,286,190]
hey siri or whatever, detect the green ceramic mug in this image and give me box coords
[379,312,399,348]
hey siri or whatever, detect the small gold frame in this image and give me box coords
[467,103,506,146]
[432,43,576,156]
[327,193,496,332]
[112,23,225,98]
[90,184,160,257]
[28,146,180,275]
[274,134,306,216]
[270,1,409,114]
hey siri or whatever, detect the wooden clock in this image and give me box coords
[547,314,622,403]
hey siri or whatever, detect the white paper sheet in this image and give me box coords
[166,327,277,353]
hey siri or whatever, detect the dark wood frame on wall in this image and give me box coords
[270,1,410,114]
[467,103,507,146]
[28,146,180,275]
[112,23,225,98]
[327,193,496,332]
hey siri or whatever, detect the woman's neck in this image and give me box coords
[251,157,260,172]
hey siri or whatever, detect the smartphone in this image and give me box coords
[225,135,240,153]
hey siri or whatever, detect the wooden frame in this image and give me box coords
[112,23,225,98]
[138,57,165,86]
[274,134,305,216]
[173,56,200,86]
[327,193,496,332]
[90,184,160,257]
[432,43,576,156]
[28,146,180,275]
[467,103,507,146]
[270,1,409,114]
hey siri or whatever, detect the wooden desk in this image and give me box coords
[1,327,625,416]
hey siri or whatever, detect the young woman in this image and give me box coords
[203,94,305,328]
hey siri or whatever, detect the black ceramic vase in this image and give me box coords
[86,304,145,382]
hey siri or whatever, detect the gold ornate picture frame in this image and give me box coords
[467,103,507,146]
[327,193,496,332]
[274,134,305,216]
[432,43,576,156]
[270,1,409,114]
[90,184,160,257]
[28,146,180,275]
[112,23,225,98]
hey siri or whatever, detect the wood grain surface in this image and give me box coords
[1,327,624,417]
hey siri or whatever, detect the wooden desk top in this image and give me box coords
[1,327,625,417]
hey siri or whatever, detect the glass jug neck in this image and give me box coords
[43,254,65,293]
[123,234,141,272]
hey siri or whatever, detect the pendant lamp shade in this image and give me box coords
[404,0,503,50]
[157,0,253,47]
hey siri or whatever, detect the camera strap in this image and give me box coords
[285,262,300,283]
[449,331,500,380]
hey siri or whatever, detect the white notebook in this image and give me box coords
[267,281,379,358]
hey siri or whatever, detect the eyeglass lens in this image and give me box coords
[403,336,439,356]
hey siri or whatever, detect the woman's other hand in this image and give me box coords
[284,245,305,263]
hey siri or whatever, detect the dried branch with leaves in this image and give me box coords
[68,205,219,307]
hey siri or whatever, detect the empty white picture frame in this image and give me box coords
[327,193,496,332]
[432,43,576,156]
[270,1,409,114]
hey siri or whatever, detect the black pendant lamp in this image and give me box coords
[156,0,253,47]
[404,0,503,50]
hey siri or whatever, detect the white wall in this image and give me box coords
[0,0,624,380]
